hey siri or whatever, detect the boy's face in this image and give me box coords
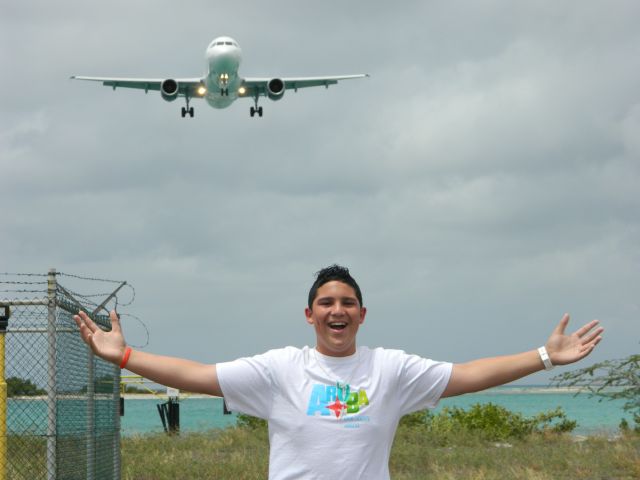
[305,280,367,357]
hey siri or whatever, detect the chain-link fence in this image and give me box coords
[1,269,132,480]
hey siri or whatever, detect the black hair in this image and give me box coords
[307,264,363,309]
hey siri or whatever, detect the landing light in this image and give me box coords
[197,86,207,96]
[238,87,246,95]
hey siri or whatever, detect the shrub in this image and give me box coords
[236,413,268,430]
[238,403,577,443]
[7,377,46,397]
[619,413,640,434]
[399,403,576,443]
[529,406,577,434]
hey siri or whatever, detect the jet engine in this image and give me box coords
[160,79,179,102]
[267,78,285,101]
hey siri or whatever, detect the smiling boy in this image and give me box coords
[74,264,603,480]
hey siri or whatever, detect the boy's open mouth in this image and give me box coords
[329,322,347,331]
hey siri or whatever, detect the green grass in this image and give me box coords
[120,428,640,480]
[121,428,269,480]
[7,403,639,479]
[390,428,640,479]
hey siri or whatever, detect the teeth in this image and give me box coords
[329,322,347,327]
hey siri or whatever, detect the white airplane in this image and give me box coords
[71,36,368,118]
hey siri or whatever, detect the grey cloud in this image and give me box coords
[1,1,638,374]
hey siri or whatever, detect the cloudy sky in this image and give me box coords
[2,1,638,384]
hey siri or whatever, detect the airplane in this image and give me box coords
[71,36,368,118]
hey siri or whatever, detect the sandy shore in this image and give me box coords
[122,393,221,400]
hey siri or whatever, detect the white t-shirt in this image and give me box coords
[217,346,452,480]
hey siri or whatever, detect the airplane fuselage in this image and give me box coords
[204,36,242,109]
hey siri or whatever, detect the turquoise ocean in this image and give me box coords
[117,386,633,437]
[8,386,631,437]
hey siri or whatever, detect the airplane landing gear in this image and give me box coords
[181,96,194,118]
[250,95,263,117]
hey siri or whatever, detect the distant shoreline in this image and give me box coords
[122,393,220,400]
[124,386,589,399]
[9,386,594,402]
[475,386,585,394]
[121,388,587,400]
[8,393,222,401]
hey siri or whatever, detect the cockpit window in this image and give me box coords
[211,40,237,48]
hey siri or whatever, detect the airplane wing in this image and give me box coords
[240,74,368,97]
[70,76,205,97]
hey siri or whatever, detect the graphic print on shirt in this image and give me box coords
[306,383,370,423]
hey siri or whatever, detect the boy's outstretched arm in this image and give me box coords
[74,310,222,397]
[441,314,603,398]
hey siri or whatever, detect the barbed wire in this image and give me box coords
[57,287,100,312]
[58,272,135,307]
[0,289,48,294]
[57,271,126,284]
[3,270,147,347]
[0,272,47,277]
[119,313,150,348]
[1,273,47,295]
[118,283,135,306]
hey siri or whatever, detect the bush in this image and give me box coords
[123,385,153,394]
[619,413,640,434]
[399,403,576,443]
[237,403,576,443]
[529,406,577,434]
[236,413,268,430]
[7,377,46,397]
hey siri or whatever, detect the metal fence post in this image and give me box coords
[47,269,57,480]
[0,305,9,480]
[113,363,121,480]
[87,340,95,480]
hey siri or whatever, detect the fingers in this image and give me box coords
[553,313,570,335]
[73,313,95,347]
[109,310,122,333]
[74,310,100,333]
[580,326,604,346]
[591,334,603,349]
[585,334,602,350]
[73,310,108,352]
[578,334,603,358]
[574,319,600,338]
[74,309,122,333]
[553,314,601,340]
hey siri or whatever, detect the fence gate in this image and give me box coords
[0,269,129,480]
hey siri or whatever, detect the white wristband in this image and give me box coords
[538,346,554,371]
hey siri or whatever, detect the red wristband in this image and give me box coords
[119,347,132,369]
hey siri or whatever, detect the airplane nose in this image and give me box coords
[208,50,241,70]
